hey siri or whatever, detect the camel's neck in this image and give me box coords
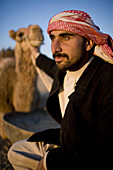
[15,44,38,81]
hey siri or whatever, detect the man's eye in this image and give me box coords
[62,36,70,40]
[50,37,54,41]
[50,35,55,41]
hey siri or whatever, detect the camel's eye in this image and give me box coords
[18,32,24,38]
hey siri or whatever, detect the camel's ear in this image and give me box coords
[9,30,16,40]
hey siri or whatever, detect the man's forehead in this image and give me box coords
[50,30,75,37]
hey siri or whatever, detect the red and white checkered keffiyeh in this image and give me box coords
[47,10,113,64]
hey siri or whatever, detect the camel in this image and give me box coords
[0,25,54,139]
[0,25,48,113]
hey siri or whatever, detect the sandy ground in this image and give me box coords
[0,136,13,169]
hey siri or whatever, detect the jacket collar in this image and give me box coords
[75,56,101,90]
[49,56,102,96]
[47,56,102,123]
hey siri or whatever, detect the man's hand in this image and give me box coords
[37,157,46,170]
[26,38,40,59]
[30,46,39,58]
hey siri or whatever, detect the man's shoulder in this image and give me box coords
[93,57,113,91]
[99,58,113,78]
[93,56,113,75]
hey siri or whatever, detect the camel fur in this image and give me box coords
[0,25,45,113]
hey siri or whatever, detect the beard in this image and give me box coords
[53,50,86,71]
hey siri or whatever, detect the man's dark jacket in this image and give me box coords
[28,54,113,169]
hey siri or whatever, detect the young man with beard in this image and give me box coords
[8,10,113,170]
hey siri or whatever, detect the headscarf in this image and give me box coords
[47,10,113,64]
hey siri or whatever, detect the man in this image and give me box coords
[8,10,113,170]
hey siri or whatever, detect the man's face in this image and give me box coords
[50,30,87,71]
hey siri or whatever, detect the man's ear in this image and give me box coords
[8,30,16,40]
[86,39,94,51]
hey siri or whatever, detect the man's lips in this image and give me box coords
[53,53,69,63]
[54,57,66,63]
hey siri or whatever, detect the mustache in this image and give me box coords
[53,53,69,59]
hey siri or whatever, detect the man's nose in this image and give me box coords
[52,39,62,54]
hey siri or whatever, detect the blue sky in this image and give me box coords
[0,0,113,58]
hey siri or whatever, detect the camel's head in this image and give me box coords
[9,28,26,42]
[26,25,44,47]
[9,25,44,48]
